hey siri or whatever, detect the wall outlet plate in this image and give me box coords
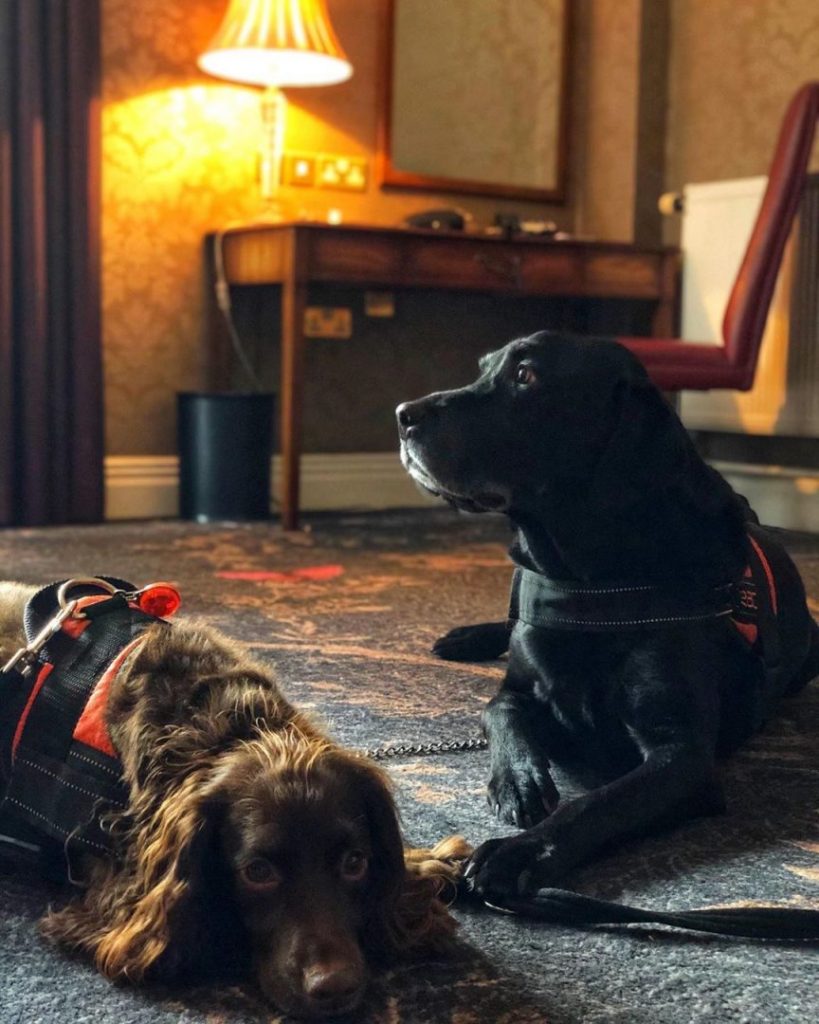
[304,307,353,339]
[282,152,369,192]
[317,155,368,192]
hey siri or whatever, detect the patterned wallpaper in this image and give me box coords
[573,0,641,243]
[102,0,570,456]
[664,0,819,243]
[102,0,261,456]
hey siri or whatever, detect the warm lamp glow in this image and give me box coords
[198,0,353,88]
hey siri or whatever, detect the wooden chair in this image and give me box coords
[618,82,819,392]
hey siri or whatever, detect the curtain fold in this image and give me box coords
[0,0,103,526]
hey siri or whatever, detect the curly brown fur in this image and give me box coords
[0,593,469,1018]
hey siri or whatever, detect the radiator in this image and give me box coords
[679,175,819,435]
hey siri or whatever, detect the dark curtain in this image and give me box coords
[0,0,103,526]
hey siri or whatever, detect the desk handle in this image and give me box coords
[473,252,523,287]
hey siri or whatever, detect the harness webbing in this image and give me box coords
[509,567,735,630]
[0,578,166,875]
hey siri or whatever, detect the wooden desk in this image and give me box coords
[212,222,679,530]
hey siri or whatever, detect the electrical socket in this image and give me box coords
[304,307,353,339]
[282,152,369,192]
[317,155,368,191]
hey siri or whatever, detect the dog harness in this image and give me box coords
[509,524,779,650]
[0,577,180,876]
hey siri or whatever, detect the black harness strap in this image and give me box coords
[0,578,164,876]
[509,567,734,631]
[1,749,126,859]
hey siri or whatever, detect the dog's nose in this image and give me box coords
[302,961,364,1013]
[396,400,423,438]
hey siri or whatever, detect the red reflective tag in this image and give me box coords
[137,584,181,618]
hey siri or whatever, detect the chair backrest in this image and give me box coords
[723,82,819,387]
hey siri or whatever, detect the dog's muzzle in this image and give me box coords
[396,400,511,513]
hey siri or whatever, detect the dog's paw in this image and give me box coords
[432,622,511,662]
[463,833,564,898]
[488,757,559,828]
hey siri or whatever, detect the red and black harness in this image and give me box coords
[509,524,780,662]
[0,577,180,876]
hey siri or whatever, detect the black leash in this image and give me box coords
[366,741,819,942]
[476,887,819,942]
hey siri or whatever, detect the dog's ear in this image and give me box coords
[41,766,230,982]
[340,757,461,959]
[340,757,405,912]
[588,377,691,513]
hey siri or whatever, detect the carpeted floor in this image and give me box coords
[0,509,817,1024]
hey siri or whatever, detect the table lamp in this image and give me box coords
[198,0,353,211]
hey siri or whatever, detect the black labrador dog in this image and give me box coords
[396,331,819,899]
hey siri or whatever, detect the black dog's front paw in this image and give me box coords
[432,621,511,662]
[464,832,565,898]
[488,756,559,828]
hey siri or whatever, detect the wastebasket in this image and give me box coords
[177,392,275,522]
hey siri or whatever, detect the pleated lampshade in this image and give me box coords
[198,0,353,88]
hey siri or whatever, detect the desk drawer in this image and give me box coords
[402,238,580,293]
[582,253,660,298]
[308,231,663,299]
[309,231,403,283]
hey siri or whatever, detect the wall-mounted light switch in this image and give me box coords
[364,291,395,318]
[282,153,316,186]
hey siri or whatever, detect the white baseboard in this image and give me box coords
[105,454,819,533]
[104,453,437,521]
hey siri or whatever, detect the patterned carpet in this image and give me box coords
[0,510,817,1024]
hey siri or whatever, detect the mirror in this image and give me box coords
[379,0,571,203]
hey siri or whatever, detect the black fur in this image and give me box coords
[397,332,819,898]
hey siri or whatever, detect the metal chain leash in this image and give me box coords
[364,735,487,761]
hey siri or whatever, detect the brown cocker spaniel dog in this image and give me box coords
[0,583,468,1019]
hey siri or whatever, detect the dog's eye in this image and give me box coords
[339,849,368,882]
[515,363,538,387]
[242,858,281,889]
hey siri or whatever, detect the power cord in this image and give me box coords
[212,231,264,393]
[211,230,279,512]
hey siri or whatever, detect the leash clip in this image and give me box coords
[2,600,79,677]
[2,577,117,677]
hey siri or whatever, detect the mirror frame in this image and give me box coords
[377,0,573,203]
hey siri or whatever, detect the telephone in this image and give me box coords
[404,208,469,231]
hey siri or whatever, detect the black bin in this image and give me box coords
[177,392,275,522]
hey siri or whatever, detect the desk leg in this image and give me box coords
[280,274,307,531]
[652,249,681,337]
